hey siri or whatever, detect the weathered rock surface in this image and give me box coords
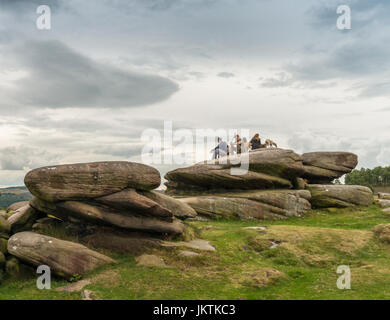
[140,191,197,219]
[378,193,390,200]
[378,199,390,208]
[8,232,114,278]
[30,198,185,235]
[7,204,43,233]
[136,254,167,267]
[165,149,304,194]
[178,250,200,258]
[302,152,358,183]
[95,189,172,220]
[7,201,30,213]
[25,161,161,202]
[180,190,311,220]
[307,185,373,208]
[162,239,216,251]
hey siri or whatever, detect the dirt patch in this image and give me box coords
[245,225,372,266]
[373,224,390,243]
[237,267,284,288]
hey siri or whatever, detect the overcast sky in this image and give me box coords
[0,0,389,186]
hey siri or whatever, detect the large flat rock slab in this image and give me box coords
[302,152,357,183]
[95,188,172,220]
[307,184,373,208]
[30,198,186,235]
[7,232,114,278]
[180,190,311,220]
[165,149,303,194]
[25,161,161,202]
[140,191,197,219]
[95,189,197,220]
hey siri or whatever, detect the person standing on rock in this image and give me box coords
[211,137,228,159]
[250,133,262,150]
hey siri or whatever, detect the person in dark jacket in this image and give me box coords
[250,133,263,150]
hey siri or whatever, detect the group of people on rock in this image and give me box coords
[211,133,263,159]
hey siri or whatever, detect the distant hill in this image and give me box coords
[0,186,33,209]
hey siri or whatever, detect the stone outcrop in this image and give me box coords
[164,148,364,220]
[301,152,357,184]
[378,193,390,200]
[30,198,186,235]
[165,149,304,194]
[8,232,114,278]
[181,190,311,220]
[307,185,373,208]
[25,161,161,202]
[24,161,194,235]
[0,161,198,281]
[378,200,390,208]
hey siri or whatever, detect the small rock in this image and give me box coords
[178,251,200,258]
[163,239,216,251]
[383,208,390,213]
[136,254,167,267]
[245,226,267,231]
[56,279,92,293]
[269,242,280,249]
[81,290,95,300]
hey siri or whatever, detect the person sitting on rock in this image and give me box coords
[250,133,263,150]
[211,137,228,159]
[231,134,242,155]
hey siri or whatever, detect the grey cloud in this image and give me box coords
[217,72,235,79]
[0,0,63,12]
[1,40,179,111]
[259,72,294,88]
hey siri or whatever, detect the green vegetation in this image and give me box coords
[345,166,390,192]
[0,187,32,209]
[1,205,390,300]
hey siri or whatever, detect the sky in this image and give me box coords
[0,0,389,186]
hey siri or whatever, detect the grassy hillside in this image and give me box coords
[0,187,32,209]
[1,205,390,300]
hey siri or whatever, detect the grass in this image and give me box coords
[1,205,390,300]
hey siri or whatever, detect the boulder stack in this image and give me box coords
[0,161,196,280]
[25,161,195,235]
[165,148,373,219]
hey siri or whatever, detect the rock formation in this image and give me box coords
[7,232,114,278]
[0,161,197,281]
[181,190,311,220]
[301,152,358,184]
[164,148,372,218]
[307,185,373,208]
